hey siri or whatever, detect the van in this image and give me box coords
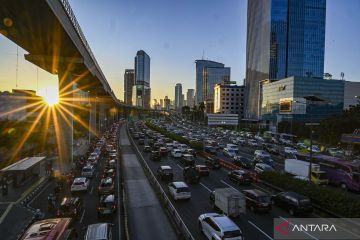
[85,223,113,240]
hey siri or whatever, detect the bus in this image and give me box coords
[297,154,360,191]
[20,218,76,240]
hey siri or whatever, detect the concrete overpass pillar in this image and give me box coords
[57,69,74,173]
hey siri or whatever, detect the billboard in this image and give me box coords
[279,100,292,112]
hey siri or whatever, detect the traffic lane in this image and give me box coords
[136,145,274,240]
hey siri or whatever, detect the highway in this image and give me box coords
[29,126,122,239]
[128,124,314,240]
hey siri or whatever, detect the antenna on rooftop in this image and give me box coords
[202,50,205,60]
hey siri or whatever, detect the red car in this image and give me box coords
[195,165,210,176]
[98,177,115,195]
[159,147,168,156]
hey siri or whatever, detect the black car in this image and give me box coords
[138,138,145,145]
[233,156,253,169]
[144,145,152,152]
[150,151,161,161]
[204,146,217,155]
[242,189,272,212]
[156,166,174,181]
[180,154,195,167]
[57,197,83,219]
[253,155,275,168]
[228,170,252,185]
[271,192,313,216]
[183,166,200,184]
[204,156,221,169]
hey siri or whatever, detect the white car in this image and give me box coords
[82,164,95,178]
[223,148,237,158]
[71,177,90,192]
[247,139,258,147]
[284,147,298,155]
[308,145,321,153]
[198,213,243,240]
[254,163,275,174]
[168,181,191,200]
[254,150,271,158]
[171,149,182,158]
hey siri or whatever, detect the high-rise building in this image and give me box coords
[214,81,245,119]
[195,60,225,105]
[186,89,195,108]
[133,50,151,108]
[160,99,164,108]
[175,83,183,110]
[203,67,230,103]
[245,0,326,119]
[124,69,134,105]
[164,96,170,111]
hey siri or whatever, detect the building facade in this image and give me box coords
[207,114,239,126]
[261,76,344,124]
[124,69,134,105]
[133,50,151,108]
[214,82,245,119]
[186,89,195,108]
[344,81,360,110]
[164,96,171,111]
[246,0,326,119]
[175,83,183,111]
[195,60,225,105]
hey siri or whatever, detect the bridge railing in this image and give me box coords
[59,0,115,99]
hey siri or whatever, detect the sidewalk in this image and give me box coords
[120,125,177,240]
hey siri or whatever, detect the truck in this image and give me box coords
[284,159,328,185]
[209,188,246,217]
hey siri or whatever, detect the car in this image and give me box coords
[105,159,116,169]
[254,150,271,158]
[223,148,237,158]
[204,156,221,169]
[98,177,115,195]
[198,213,243,240]
[247,139,258,147]
[204,145,217,155]
[308,145,321,153]
[57,197,83,218]
[138,138,145,145]
[180,154,195,166]
[71,177,90,192]
[228,170,252,185]
[103,169,115,179]
[171,149,182,158]
[183,166,200,184]
[284,147,298,155]
[159,147,168,156]
[144,145,152,152]
[195,165,210,176]
[254,163,275,174]
[150,150,161,161]
[186,148,197,157]
[97,194,116,217]
[253,155,275,167]
[82,164,95,178]
[271,192,313,216]
[156,165,174,181]
[168,181,191,201]
[233,156,253,169]
[241,189,271,212]
[84,223,113,240]
[297,142,307,149]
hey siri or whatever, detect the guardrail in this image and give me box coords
[126,124,194,240]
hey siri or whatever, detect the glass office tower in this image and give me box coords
[245,0,326,119]
[195,60,225,105]
[134,50,151,108]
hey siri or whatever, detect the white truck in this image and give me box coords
[284,159,328,185]
[210,188,246,217]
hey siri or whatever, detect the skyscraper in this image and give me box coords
[186,89,195,108]
[133,50,151,108]
[245,0,326,119]
[175,83,183,110]
[195,60,225,105]
[124,69,134,105]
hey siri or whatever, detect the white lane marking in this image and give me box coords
[28,182,51,205]
[199,182,212,192]
[80,209,85,223]
[279,216,318,240]
[220,180,238,192]
[90,186,94,194]
[176,164,184,170]
[248,220,274,240]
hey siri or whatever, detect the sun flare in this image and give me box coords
[41,86,60,106]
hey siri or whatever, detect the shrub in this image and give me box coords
[259,171,360,217]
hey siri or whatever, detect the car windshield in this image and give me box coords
[83,168,92,172]
[163,169,172,174]
[100,201,115,208]
[74,181,84,185]
[223,230,242,238]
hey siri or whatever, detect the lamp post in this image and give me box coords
[293,95,326,181]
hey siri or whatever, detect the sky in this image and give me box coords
[0,0,359,101]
